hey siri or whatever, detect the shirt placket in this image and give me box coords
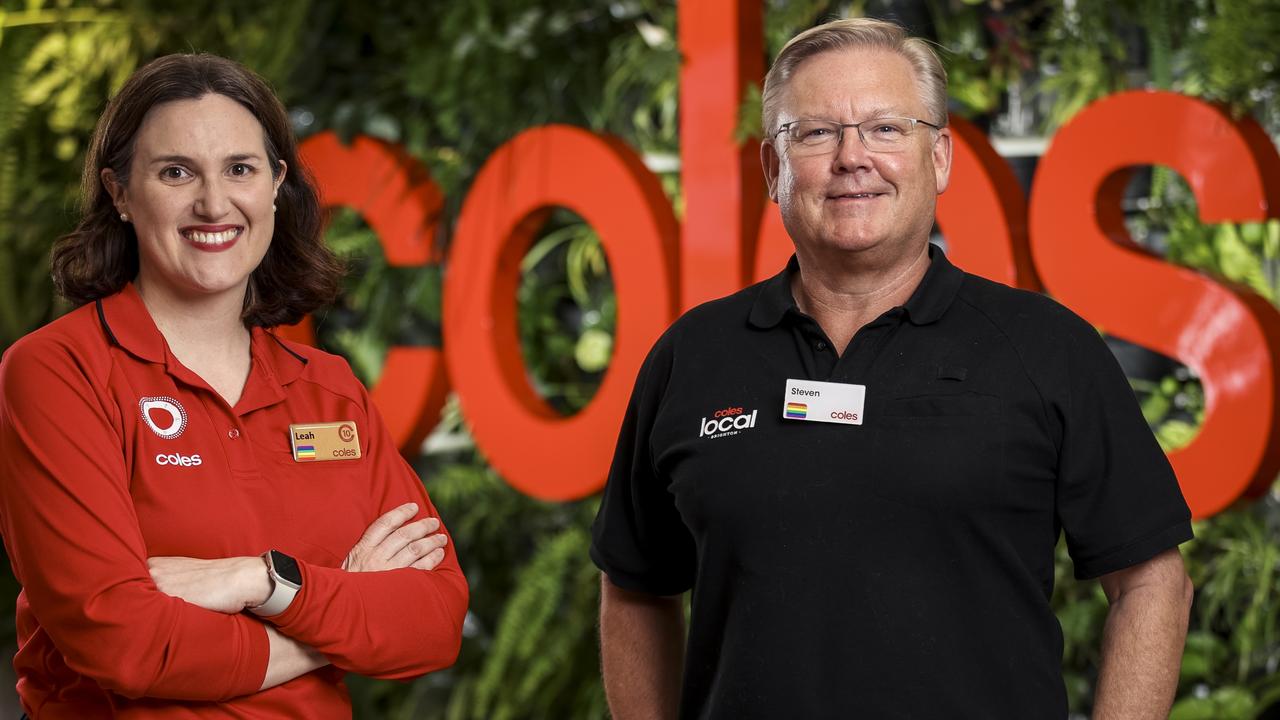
[835,310,904,382]
[201,396,258,475]
[789,315,839,379]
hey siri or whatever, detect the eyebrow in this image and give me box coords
[793,107,908,123]
[147,153,265,165]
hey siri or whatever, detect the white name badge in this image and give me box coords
[783,378,866,425]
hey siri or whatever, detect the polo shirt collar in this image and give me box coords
[236,329,304,414]
[903,244,965,325]
[96,284,309,408]
[747,243,964,329]
[746,255,800,329]
[97,283,167,363]
[252,328,309,387]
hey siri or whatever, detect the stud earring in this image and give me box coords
[120,213,129,222]
[272,204,278,213]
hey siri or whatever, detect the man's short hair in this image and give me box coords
[762,17,948,137]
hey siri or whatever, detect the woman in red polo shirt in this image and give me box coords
[0,54,468,717]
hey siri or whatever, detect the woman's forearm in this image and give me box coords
[260,624,329,691]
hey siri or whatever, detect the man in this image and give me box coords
[590,16,1194,720]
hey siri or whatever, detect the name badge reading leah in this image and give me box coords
[290,421,361,462]
[783,379,866,426]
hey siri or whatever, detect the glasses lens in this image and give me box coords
[787,120,841,154]
[860,118,914,152]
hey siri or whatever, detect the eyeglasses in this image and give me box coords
[773,117,943,155]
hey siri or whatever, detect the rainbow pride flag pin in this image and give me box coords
[784,402,808,419]
[296,445,317,460]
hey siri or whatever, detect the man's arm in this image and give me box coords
[1093,547,1194,719]
[599,574,685,720]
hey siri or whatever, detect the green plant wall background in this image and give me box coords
[2,1,1280,718]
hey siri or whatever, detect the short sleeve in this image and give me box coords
[590,331,696,595]
[1054,321,1193,579]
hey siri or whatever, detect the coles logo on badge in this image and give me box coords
[699,405,758,439]
[139,396,188,440]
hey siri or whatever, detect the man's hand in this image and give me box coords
[343,502,449,572]
[1093,547,1194,719]
[148,556,272,613]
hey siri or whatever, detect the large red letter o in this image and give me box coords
[445,125,679,501]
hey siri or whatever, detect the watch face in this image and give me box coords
[271,550,303,586]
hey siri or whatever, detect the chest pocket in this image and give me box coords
[883,391,1000,418]
[248,432,371,567]
[871,391,1005,513]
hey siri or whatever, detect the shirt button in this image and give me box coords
[227,428,240,439]
[816,340,827,351]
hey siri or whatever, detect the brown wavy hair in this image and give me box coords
[51,53,343,327]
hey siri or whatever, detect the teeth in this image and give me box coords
[186,229,238,245]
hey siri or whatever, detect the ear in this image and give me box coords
[760,140,782,203]
[101,168,127,213]
[273,159,288,193]
[932,127,953,195]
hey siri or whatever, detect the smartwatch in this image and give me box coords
[250,549,302,617]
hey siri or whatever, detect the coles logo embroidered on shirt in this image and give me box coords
[698,406,758,439]
[139,396,188,440]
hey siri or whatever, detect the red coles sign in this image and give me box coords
[296,0,1280,518]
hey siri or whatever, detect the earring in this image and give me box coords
[120,212,129,222]
[272,204,278,213]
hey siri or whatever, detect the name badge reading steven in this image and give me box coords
[290,421,361,462]
[783,379,866,426]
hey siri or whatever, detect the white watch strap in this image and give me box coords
[250,554,300,617]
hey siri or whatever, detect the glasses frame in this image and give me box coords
[772,116,944,155]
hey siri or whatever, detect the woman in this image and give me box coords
[0,54,468,717]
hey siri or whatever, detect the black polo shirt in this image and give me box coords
[591,245,1192,719]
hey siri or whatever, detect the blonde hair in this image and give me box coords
[762,17,948,136]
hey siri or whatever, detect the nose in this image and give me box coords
[831,125,872,174]
[193,177,231,219]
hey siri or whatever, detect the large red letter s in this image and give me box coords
[1030,91,1280,518]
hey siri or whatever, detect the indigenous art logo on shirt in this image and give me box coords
[139,396,188,440]
[699,406,759,439]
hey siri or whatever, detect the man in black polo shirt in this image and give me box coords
[591,16,1194,720]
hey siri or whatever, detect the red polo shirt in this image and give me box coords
[0,284,468,718]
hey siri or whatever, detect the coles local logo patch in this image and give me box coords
[139,396,188,440]
[699,405,758,439]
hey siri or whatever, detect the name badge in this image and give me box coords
[783,379,866,426]
[290,421,361,462]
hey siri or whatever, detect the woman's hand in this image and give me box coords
[343,502,449,572]
[148,503,448,613]
[148,556,271,614]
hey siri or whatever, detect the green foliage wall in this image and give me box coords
[2,1,1280,718]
